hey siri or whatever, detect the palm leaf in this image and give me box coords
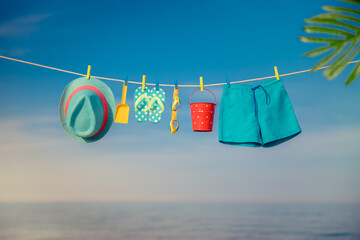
[345,62,360,85]
[300,0,360,84]
[312,44,344,70]
[315,13,360,24]
[299,36,343,43]
[305,18,360,32]
[304,26,354,38]
[303,40,347,57]
[323,41,359,78]
[323,6,360,15]
[341,0,360,5]
[303,46,334,57]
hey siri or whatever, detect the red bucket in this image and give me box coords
[188,88,218,132]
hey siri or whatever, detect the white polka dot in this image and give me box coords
[206,105,208,107]
[194,122,196,124]
[159,94,162,97]
[155,120,158,122]
[142,115,144,118]
[156,113,158,116]
[206,116,208,118]
[201,122,203,124]
[138,118,141,121]
[152,116,155,119]
[197,116,199,118]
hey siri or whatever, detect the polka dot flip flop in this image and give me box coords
[134,86,150,122]
[148,87,165,124]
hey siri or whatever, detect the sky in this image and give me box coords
[0,0,359,203]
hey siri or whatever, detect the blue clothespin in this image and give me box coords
[155,77,159,90]
[174,76,178,89]
[124,72,128,86]
[226,74,230,88]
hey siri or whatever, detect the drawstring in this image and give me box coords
[252,85,270,116]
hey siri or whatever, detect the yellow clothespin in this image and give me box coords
[274,66,279,80]
[200,76,204,92]
[86,65,91,79]
[142,75,146,90]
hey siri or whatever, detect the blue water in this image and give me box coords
[0,203,359,240]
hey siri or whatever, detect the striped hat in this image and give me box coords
[59,77,115,143]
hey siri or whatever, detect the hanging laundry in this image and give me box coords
[218,78,301,147]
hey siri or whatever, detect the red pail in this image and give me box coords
[188,88,218,132]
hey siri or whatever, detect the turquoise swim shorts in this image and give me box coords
[219,78,301,147]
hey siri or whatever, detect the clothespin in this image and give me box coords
[200,76,204,92]
[174,76,178,89]
[274,66,280,80]
[155,77,159,90]
[124,72,128,86]
[142,75,146,90]
[226,74,230,88]
[86,65,91,79]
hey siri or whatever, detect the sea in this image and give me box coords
[0,203,359,240]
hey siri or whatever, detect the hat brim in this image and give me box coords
[59,77,116,143]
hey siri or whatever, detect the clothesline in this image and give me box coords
[1,55,360,88]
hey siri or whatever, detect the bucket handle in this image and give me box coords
[188,88,218,105]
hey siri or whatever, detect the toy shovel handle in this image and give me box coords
[188,88,217,105]
[121,83,128,104]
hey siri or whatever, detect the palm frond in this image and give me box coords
[304,26,354,38]
[312,44,344,70]
[323,6,360,15]
[341,0,360,5]
[345,62,360,84]
[303,46,334,57]
[305,18,360,32]
[315,13,360,24]
[323,42,359,79]
[301,0,360,85]
[299,36,343,43]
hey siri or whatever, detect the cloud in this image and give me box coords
[0,47,31,57]
[0,116,66,153]
[0,14,50,37]
[1,115,359,159]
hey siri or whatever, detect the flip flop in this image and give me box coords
[148,87,165,124]
[134,86,150,122]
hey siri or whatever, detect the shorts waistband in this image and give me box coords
[224,77,282,90]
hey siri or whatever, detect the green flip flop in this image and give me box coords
[148,87,165,124]
[134,86,150,122]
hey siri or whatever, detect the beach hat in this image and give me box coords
[59,77,116,143]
